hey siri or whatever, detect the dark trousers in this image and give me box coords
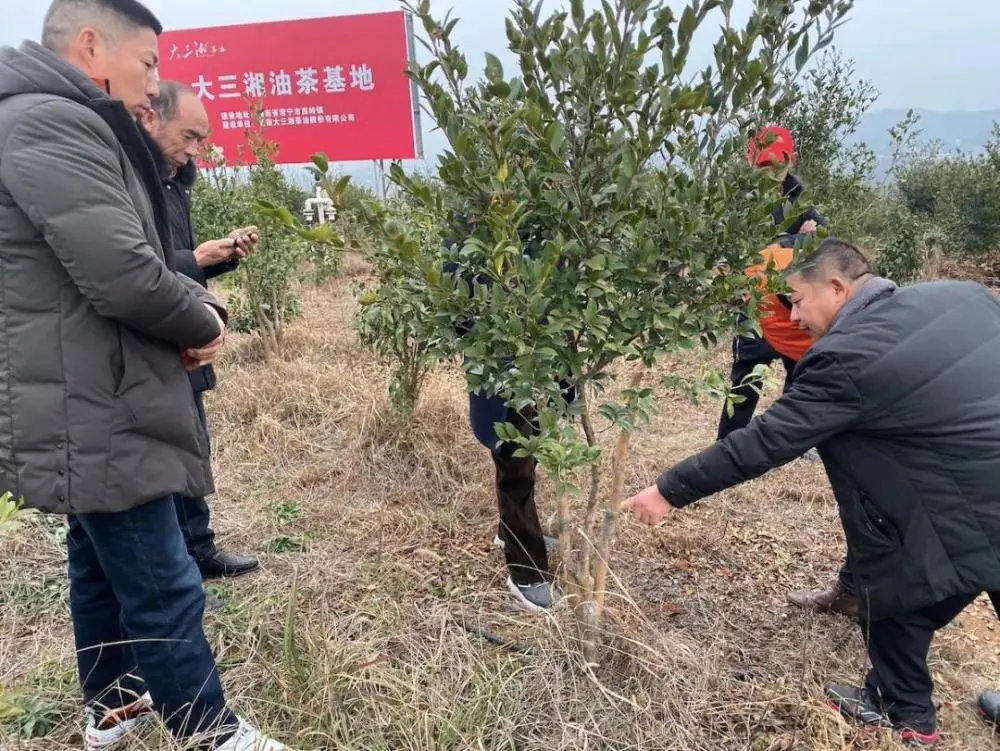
[173,390,217,562]
[717,330,796,440]
[862,591,980,729]
[68,495,238,740]
[491,408,550,586]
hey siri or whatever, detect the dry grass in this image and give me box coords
[2,268,1000,750]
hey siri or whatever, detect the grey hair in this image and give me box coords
[150,81,192,123]
[785,238,872,282]
[42,0,162,53]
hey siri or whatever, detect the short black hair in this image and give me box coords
[42,0,162,52]
[150,81,192,122]
[785,238,872,282]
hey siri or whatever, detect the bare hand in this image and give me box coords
[622,485,673,525]
[711,261,731,276]
[183,304,226,369]
[228,225,259,259]
[194,239,238,268]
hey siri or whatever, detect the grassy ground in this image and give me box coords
[2,256,999,750]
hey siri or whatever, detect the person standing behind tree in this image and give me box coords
[444,217,562,613]
[0,1,285,749]
[140,81,260,585]
[718,125,829,441]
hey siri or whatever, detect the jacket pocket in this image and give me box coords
[111,324,127,397]
[844,490,903,574]
[111,326,139,424]
[858,492,902,549]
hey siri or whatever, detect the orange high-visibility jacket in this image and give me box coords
[744,244,813,362]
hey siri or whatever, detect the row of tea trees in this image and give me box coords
[265,0,853,665]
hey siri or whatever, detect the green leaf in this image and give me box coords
[484,52,504,80]
[621,146,637,178]
[586,254,607,271]
[546,121,566,152]
[311,152,329,174]
[496,161,509,183]
[795,36,810,72]
[332,175,351,200]
[678,5,697,49]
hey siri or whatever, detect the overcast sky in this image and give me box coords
[3,0,997,176]
[3,0,998,113]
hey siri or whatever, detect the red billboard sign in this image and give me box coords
[159,11,422,165]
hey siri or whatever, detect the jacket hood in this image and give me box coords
[0,40,107,106]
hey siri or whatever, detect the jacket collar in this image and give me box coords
[170,159,198,188]
[829,276,897,333]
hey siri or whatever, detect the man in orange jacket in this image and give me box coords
[718,125,828,441]
[746,239,813,365]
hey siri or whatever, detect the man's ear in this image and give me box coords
[830,276,850,297]
[78,28,99,59]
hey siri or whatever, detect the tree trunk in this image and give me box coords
[567,384,602,665]
[592,368,645,614]
[256,305,279,361]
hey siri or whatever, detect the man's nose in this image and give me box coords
[146,79,160,100]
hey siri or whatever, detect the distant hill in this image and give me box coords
[851,108,1000,155]
[303,109,1000,191]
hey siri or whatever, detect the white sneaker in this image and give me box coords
[84,692,154,750]
[214,719,287,751]
[506,576,555,613]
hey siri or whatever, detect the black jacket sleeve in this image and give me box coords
[175,248,240,287]
[205,258,240,280]
[174,248,208,287]
[785,206,829,235]
[657,351,863,507]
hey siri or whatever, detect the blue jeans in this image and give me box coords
[68,495,238,740]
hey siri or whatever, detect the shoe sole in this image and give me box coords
[506,578,551,614]
[826,701,938,746]
[85,714,154,750]
[898,728,940,747]
[200,564,261,581]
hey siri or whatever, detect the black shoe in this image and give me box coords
[825,684,939,746]
[197,551,260,580]
[978,691,1000,728]
[825,683,890,727]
